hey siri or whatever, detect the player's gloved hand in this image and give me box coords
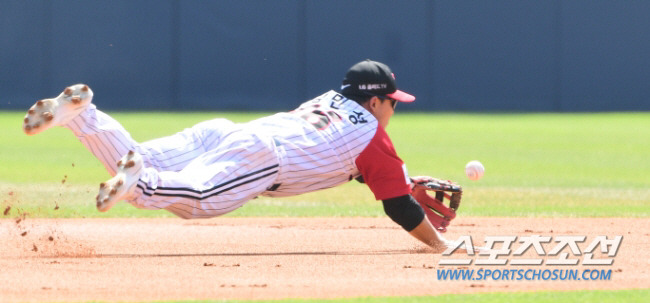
[410,176,463,233]
[409,175,435,189]
[411,176,462,193]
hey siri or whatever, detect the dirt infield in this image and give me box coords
[1,217,648,302]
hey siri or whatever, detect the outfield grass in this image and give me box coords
[0,111,648,218]
[156,289,649,303]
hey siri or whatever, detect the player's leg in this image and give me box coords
[23,84,142,176]
[65,103,143,176]
[137,118,237,173]
[23,84,93,135]
[96,134,280,218]
[70,109,236,175]
[137,148,280,219]
[24,84,232,176]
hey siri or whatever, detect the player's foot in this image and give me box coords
[96,150,143,212]
[23,84,93,135]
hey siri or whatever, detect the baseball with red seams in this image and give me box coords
[465,160,484,181]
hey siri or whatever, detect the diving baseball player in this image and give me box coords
[22,60,463,251]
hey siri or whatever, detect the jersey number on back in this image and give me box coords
[299,108,342,130]
[293,94,344,130]
[293,93,368,130]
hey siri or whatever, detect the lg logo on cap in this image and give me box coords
[359,83,387,90]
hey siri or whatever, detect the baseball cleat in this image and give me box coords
[96,150,143,212]
[23,84,93,135]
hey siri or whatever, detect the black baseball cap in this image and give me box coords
[341,59,415,103]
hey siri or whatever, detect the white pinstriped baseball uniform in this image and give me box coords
[66,90,411,219]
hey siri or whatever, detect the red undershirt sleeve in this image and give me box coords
[355,126,411,200]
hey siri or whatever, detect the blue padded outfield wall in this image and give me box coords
[2,0,649,111]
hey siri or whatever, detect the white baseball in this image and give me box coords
[465,160,485,181]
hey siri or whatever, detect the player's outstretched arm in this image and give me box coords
[382,195,450,252]
[407,216,451,252]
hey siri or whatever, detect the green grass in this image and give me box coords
[153,289,649,303]
[2,112,648,303]
[1,111,649,218]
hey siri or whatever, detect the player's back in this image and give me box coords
[246,91,378,196]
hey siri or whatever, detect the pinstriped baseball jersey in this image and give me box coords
[252,90,411,200]
[65,91,411,219]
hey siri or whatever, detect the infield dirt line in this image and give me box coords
[0,217,647,302]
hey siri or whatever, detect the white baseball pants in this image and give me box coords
[65,105,280,219]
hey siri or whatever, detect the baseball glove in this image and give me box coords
[410,176,462,233]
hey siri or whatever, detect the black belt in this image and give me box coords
[266,183,281,191]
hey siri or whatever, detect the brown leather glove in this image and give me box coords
[410,176,462,233]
